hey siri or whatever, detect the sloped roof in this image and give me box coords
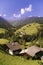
[25,46,41,57]
[20,45,43,57]
[6,42,21,51]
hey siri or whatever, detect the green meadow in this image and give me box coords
[0,28,7,34]
[0,22,43,65]
[0,39,9,44]
[0,50,40,65]
[15,23,40,35]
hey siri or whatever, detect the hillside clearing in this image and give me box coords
[15,23,41,35]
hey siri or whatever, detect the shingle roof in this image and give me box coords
[25,46,41,57]
[20,45,43,57]
[6,42,21,51]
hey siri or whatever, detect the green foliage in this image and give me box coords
[0,39,9,44]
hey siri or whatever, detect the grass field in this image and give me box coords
[15,23,41,35]
[0,28,7,34]
[0,38,40,65]
[0,39,9,44]
[0,50,40,65]
[0,23,42,65]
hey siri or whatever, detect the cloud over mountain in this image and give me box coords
[12,4,32,18]
[21,4,32,15]
[13,14,21,18]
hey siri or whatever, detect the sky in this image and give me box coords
[0,0,43,20]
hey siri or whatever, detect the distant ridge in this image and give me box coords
[10,17,43,28]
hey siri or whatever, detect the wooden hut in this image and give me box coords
[4,42,21,55]
[20,45,43,59]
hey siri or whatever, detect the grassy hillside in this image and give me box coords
[0,39,9,44]
[0,37,39,65]
[0,28,8,34]
[0,17,16,32]
[0,17,16,42]
[0,50,39,65]
[0,38,40,65]
[15,23,41,35]
[0,17,43,65]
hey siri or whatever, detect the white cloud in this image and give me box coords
[13,14,21,18]
[21,8,25,14]
[13,4,32,18]
[25,4,32,12]
[21,4,32,15]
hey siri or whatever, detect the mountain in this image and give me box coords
[0,17,15,31]
[10,17,43,29]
